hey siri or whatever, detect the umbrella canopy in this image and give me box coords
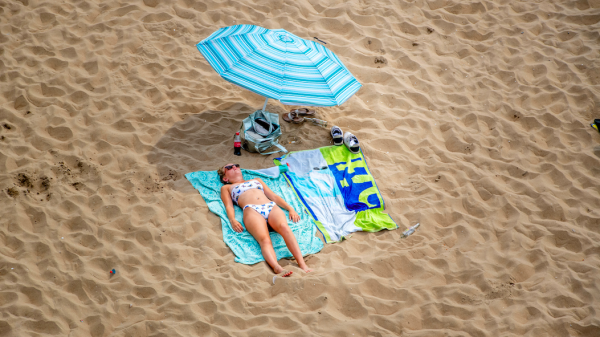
[197,25,361,107]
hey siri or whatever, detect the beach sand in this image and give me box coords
[2,0,600,336]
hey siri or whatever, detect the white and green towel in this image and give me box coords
[274,146,397,242]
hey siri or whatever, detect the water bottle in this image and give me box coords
[233,132,241,156]
[305,118,328,127]
[401,223,420,238]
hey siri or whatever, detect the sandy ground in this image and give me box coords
[2,0,600,336]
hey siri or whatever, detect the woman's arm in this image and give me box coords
[258,178,292,210]
[257,178,300,222]
[221,185,244,232]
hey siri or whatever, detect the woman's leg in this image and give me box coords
[243,207,290,275]
[268,206,313,273]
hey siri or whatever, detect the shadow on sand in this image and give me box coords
[147,103,294,191]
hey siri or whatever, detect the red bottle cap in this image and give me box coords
[235,132,240,135]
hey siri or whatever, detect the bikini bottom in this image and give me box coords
[243,201,277,221]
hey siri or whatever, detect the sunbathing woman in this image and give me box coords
[218,163,313,276]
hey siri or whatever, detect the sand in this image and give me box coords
[1,0,600,336]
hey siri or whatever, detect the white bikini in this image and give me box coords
[231,180,276,220]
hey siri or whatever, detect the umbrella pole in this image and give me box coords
[261,97,268,112]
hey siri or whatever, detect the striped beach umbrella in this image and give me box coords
[196,25,361,109]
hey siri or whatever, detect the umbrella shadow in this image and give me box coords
[147,103,293,190]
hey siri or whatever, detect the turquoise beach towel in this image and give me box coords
[185,168,323,265]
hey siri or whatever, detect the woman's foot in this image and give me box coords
[299,264,313,273]
[274,266,293,277]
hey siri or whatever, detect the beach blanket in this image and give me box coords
[185,167,323,265]
[274,146,397,243]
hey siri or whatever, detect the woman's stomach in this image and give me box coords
[237,189,272,208]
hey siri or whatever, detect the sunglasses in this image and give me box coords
[224,164,240,171]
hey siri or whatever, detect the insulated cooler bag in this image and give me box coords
[239,110,287,155]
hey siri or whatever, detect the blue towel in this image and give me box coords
[185,168,324,265]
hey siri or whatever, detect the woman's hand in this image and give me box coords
[288,210,300,223]
[230,220,244,233]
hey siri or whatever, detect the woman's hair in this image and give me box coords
[217,166,229,184]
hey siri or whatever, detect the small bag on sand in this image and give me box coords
[239,109,287,155]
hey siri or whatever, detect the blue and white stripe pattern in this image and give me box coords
[197,25,362,107]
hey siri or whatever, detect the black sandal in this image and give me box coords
[283,111,304,124]
[290,108,316,116]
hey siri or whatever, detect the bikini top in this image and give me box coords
[230,180,263,205]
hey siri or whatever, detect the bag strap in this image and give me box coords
[250,110,274,136]
[255,140,287,155]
